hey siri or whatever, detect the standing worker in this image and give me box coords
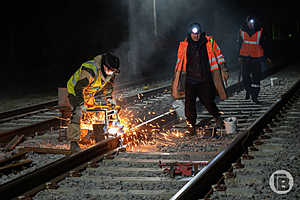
[238,16,270,104]
[173,23,229,135]
[66,53,120,151]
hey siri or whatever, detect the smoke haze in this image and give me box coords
[115,0,245,83]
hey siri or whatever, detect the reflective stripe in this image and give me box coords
[209,56,224,65]
[72,73,77,85]
[217,58,225,63]
[241,31,244,41]
[87,61,95,65]
[243,40,259,44]
[208,37,225,71]
[175,58,181,71]
[72,61,99,86]
[210,64,219,71]
[67,59,103,96]
[86,61,99,85]
[209,57,217,63]
[240,28,264,57]
[256,30,262,43]
[241,30,262,45]
[251,84,260,88]
[72,70,80,85]
[213,55,223,61]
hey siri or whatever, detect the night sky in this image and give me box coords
[1,0,298,97]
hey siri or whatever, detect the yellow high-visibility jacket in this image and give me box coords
[67,55,115,106]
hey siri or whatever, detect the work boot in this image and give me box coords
[185,126,196,136]
[252,97,261,104]
[70,141,81,152]
[245,92,250,100]
[197,118,212,128]
[185,120,196,136]
[214,117,224,129]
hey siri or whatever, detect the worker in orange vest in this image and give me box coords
[174,23,229,135]
[238,16,269,104]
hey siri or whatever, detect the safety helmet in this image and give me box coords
[246,16,256,25]
[102,53,120,73]
[188,23,202,35]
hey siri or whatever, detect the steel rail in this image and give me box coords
[0,78,170,121]
[0,118,60,143]
[0,108,178,199]
[0,62,284,131]
[0,101,58,120]
[0,63,287,199]
[0,61,285,121]
[170,79,300,200]
[0,137,120,200]
[0,84,170,143]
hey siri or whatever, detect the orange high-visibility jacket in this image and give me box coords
[175,36,225,73]
[239,28,264,58]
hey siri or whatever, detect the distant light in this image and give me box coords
[249,19,254,24]
[192,27,199,34]
[288,33,292,38]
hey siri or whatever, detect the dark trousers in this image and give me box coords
[241,60,261,100]
[185,81,220,126]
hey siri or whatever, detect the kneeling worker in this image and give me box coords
[66,53,120,151]
[174,23,229,135]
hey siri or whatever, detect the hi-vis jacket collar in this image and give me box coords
[175,35,225,73]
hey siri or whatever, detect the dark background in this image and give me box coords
[1,0,298,98]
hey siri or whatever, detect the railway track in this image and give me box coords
[0,79,170,143]
[171,78,300,199]
[210,89,300,199]
[0,64,299,199]
[0,102,60,143]
[0,79,172,198]
[0,79,168,184]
